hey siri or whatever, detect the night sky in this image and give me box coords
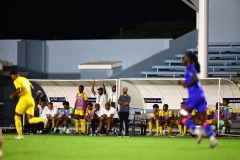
[0,0,195,40]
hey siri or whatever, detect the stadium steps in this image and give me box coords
[141,42,240,80]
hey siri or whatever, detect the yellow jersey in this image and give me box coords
[77,93,88,101]
[160,110,173,119]
[85,109,93,116]
[85,109,94,119]
[14,76,32,97]
[151,110,160,119]
[206,108,212,116]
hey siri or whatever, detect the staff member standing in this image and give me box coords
[91,81,108,110]
[118,87,131,137]
[109,85,117,109]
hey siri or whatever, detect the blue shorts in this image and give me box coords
[184,96,206,112]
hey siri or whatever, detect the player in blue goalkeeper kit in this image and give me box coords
[178,52,217,148]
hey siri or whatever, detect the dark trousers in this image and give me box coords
[118,112,129,135]
[91,118,100,133]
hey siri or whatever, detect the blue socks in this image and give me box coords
[182,118,196,131]
[203,122,214,137]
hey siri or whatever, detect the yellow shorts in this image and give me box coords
[74,110,84,116]
[15,96,35,116]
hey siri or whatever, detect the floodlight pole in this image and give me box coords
[198,0,209,78]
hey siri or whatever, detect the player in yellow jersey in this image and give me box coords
[168,102,184,136]
[159,104,173,135]
[206,108,213,124]
[9,70,44,139]
[183,109,196,135]
[74,85,88,134]
[147,104,160,136]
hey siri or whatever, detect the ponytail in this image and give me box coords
[193,61,200,73]
[185,52,201,73]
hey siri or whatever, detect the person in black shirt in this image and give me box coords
[118,87,131,137]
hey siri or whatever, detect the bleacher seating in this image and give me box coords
[141,42,240,79]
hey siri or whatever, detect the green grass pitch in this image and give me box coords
[1,134,240,160]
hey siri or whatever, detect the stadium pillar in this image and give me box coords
[198,0,209,78]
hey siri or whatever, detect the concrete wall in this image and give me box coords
[17,40,47,78]
[209,0,240,42]
[0,40,20,65]
[43,39,171,79]
[111,30,198,78]
[46,39,170,75]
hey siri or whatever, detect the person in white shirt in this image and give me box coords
[37,101,48,118]
[91,103,103,135]
[35,101,48,133]
[46,102,58,132]
[98,103,119,136]
[91,81,108,110]
[109,85,117,109]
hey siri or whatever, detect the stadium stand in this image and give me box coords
[141,42,240,80]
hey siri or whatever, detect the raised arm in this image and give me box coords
[91,81,96,96]
[102,81,107,95]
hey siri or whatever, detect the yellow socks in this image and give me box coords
[156,120,159,134]
[28,117,44,124]
[167,126,172,135]
[75,120,79,133]
[148,122,153,134]
[15,116,22,137]
[178,125,183,134]
[80,119,86,134]
[184,126,187,135]
[159,126,163,134]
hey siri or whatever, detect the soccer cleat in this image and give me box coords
[14,136,23,140]
[66,129,70,134]
[146,133,153,136]
[106,130,110,136]
[209,137,218,149]
[153,134,159,137]
[195,128,205,144]
[117,133,123,137]
[124,134,129,137]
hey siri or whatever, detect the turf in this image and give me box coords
[1,134,240,160]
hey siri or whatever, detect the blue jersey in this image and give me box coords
[185,64,204,97]
[184,64,206,112]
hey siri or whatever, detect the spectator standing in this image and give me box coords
[118,87,131,137]
[109,85,117,109]
[35,90,46,105]
[91,81,108,110]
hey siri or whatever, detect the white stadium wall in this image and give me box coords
[31,78,240,111]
